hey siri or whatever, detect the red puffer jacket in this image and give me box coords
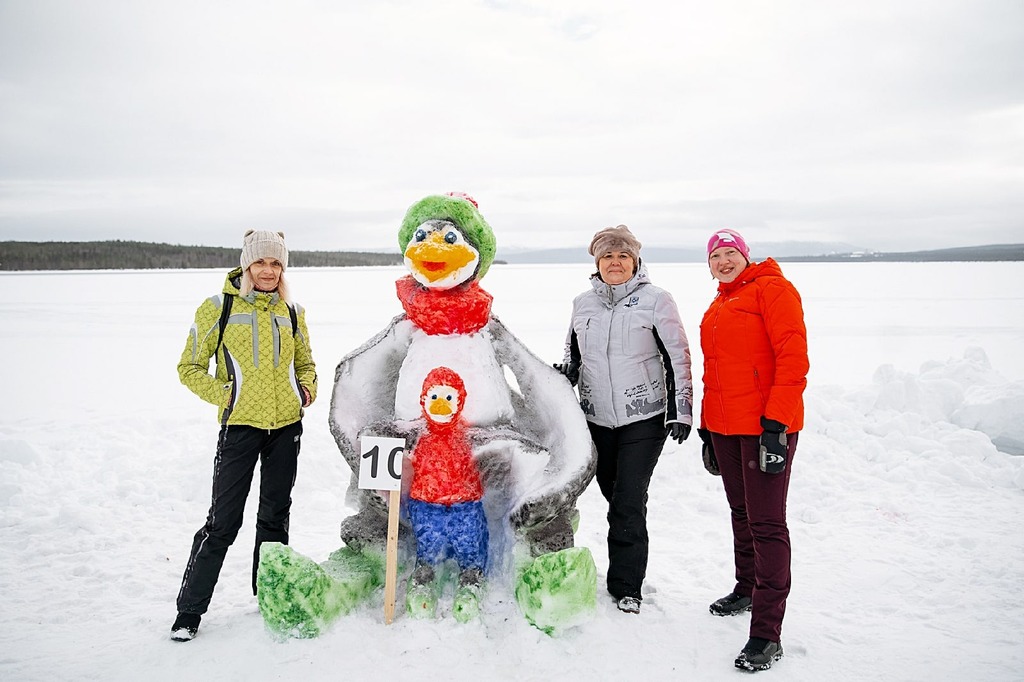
[700,258,808,435]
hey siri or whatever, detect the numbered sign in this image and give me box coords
[358,436,405,491]
[359,435,406,624]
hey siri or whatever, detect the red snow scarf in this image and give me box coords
[700,258,808,435]
[395,276,492,335]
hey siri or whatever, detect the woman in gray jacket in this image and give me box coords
[555,225,694,614]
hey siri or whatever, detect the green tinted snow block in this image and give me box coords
[514,546,596,636]
[405,580,439,619]
[257,544,384,639]
[322,545,386,587]
[452,583,482,623]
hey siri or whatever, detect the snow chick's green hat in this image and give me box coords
[398,192,497,279]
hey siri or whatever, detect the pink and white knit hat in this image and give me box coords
[706,229,750,261]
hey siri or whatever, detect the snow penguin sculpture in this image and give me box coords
[257,193,597,636]
[332,193,595,560]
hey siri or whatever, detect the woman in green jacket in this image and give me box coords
[171,230,317,642]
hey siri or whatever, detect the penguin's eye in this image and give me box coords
[444,231,458,244]
[446,394,453,401]
[430,393,437,400]
[415,229,427,242]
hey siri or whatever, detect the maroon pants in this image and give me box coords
[712,431,798,642]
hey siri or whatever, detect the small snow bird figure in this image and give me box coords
[405,367,488,622]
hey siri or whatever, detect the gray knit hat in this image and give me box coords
[240,230,288,270]
[588,225,642,267]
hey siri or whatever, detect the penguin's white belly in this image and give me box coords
[395,330,514,424]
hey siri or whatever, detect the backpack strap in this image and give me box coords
[215,293,234,369]
[216,295,296,368]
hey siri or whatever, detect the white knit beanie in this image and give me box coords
[240,230,288,270]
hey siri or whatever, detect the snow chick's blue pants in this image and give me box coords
[407,499,488,572]
[588,414,667,601]
[176,421,301,615]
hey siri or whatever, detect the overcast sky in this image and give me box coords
[1,0,1022,254]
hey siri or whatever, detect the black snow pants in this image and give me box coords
[587,414,667,601]
[176,420,302,615]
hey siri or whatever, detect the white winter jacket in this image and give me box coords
[563,263,693,430]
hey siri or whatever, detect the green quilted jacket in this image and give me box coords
[178,268,318,429]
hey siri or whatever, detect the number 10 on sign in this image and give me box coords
[358,436,404,491]
[358,435,405,625]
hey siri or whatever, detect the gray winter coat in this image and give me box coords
[563,263,693,429]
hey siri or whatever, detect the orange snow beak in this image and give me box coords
[405,231,477,284]
[423,383,460,423]
[429,397,453,416]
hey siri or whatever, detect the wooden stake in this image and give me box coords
[383,489,401,624]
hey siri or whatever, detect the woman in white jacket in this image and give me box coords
[556,225,694,614]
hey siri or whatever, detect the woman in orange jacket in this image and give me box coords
[698,229,808,673]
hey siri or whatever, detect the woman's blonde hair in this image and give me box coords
[240,269,290,303]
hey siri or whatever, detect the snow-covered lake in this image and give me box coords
[1,261,1022,680]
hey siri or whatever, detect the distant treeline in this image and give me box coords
[3,239,1022,271]
[777,243,1024,262]
[0,240,403,271]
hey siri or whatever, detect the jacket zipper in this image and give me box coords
[753,367,766,406]
[711,298,728,432]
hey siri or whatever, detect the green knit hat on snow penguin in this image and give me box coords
[399,192,497,279]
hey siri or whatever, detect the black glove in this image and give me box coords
[552,361,580,387]
[666,423,691,444]
[758,416,788,474]
[697,428,720,476]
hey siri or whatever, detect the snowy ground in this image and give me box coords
[1,261,1022,681]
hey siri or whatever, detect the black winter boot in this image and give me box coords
[734,637,784,671]
[616,596,641,614]
[170,612,201,641]
[709,591,752,616]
